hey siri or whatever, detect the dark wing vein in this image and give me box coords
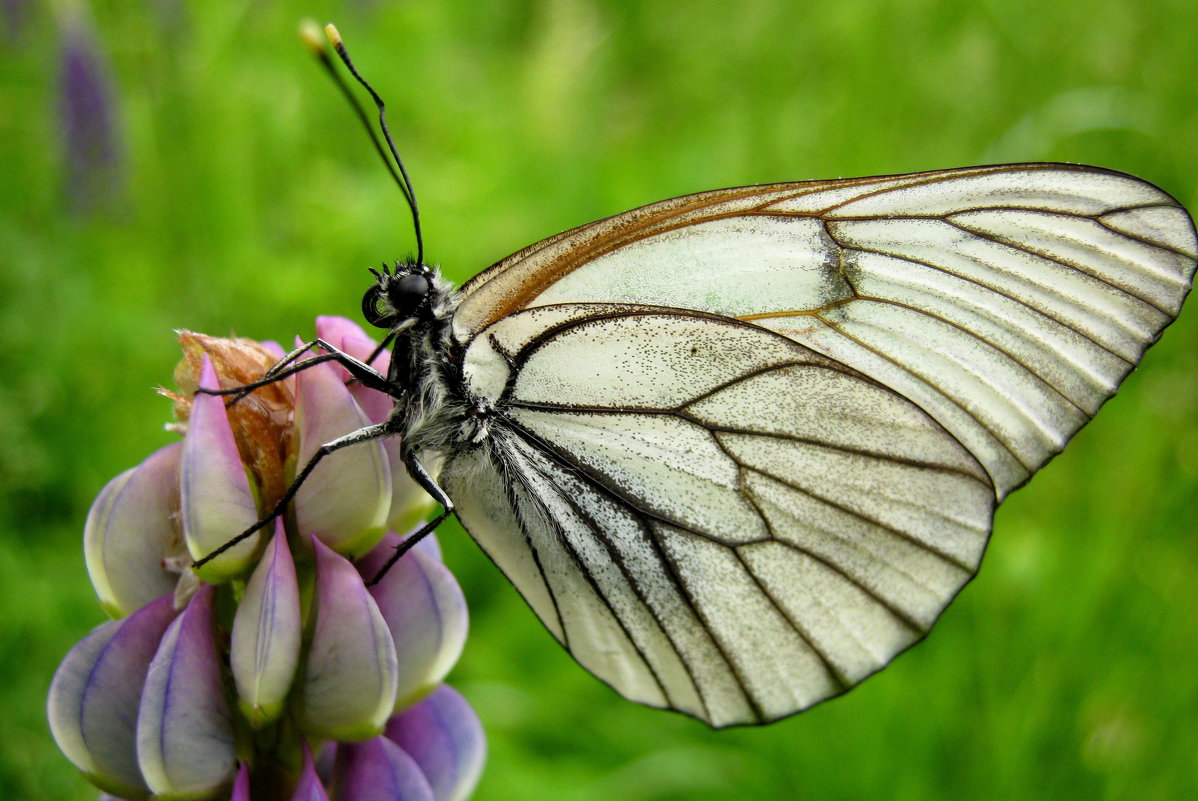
[941,217,1170,315]
[500,421,761,719]
[816,226,1135,366]
[504,439,682,714]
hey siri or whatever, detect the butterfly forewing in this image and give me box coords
[453,163,1196,497]
[437,163,1195,726]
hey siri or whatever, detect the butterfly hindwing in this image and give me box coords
[444,305,995,726]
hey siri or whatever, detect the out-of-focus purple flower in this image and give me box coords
[50,321,484,800]
[56,14,122,213]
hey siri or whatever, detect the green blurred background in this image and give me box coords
[2,0,1195,798]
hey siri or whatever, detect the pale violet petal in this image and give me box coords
[47,596,177,799]
[181,357,263,581]
[359,536,468,709]
[84,443,182,618]
[293,355,391,556]
[314,317,382,383]
[231,521,302,727]
[291,742,332,801]
[297,538,398,741]
[137,584,236,798]
[334,736,435,801]
[312,318,431,531]
[385,686,486,801]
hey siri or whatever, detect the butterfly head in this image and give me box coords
[362,261,439,330]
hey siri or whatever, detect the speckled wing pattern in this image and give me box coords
[442,164,1197,726]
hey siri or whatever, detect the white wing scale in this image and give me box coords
[440,164,1196,726]
[444,307,995,726]
[455,164,1196,497]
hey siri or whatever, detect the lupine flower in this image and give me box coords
[56,12,122,213]
[49,320,484,801]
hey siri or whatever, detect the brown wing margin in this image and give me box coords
[452,163,1188,336]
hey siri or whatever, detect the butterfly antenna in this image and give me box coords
[300,21,425,267]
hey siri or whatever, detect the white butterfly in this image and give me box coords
[202,28,1197,728]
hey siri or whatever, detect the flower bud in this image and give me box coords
[182,357,265,581]
[298,538,399,741]
[136,584,236,799]
[293,352,391,556]
[47,595,177,799]
[84,443,183,618]
[231,521,302,728]
[360,532,468,709]
[334,737,435,801]
[385,686,486,801]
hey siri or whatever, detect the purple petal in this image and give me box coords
[291,742,331,801]
[313,317,383,383]
[360,538,468,709]
[312,318,431,532]
[334,737,435,801]
[293,356,391,556]
[230,763,251,801]
[260,340,286,360]
[231,521,302,727]
[47,595,177,799]
[84,443,182,618]
[338,328,393,424]
[360,530,443,571]
[297,538,398,741]
[57,16,122,213]
[181,357,263,581]
[136,584,236,798]
[385,686,485,801]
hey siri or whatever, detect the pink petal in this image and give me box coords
[231,521,302,727]
[47,595,177,799]
[336,329,394,426]
[314,316,391,387]
[297,538,398,741]
[385,686,485,801]
[291,742,332,801]
[293,355,391,556]
[84,443,182,618]
[181,357,263,581]
[313,317,429,533]
[230,763,251,801]
[360,537,468,709]
[334,736,435,801]
[360,529,443,570]
[137,584,236,798]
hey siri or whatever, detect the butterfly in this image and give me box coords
[200,25,1197,727]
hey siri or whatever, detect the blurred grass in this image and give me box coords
[2,0,1196,799]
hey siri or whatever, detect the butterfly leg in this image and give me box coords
[192,419,397,570]
[366,451,454,585]
[197,339,400,405]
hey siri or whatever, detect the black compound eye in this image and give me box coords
[361,285,395,329]
[390,273,431,314]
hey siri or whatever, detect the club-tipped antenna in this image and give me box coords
[300,21,424,266]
